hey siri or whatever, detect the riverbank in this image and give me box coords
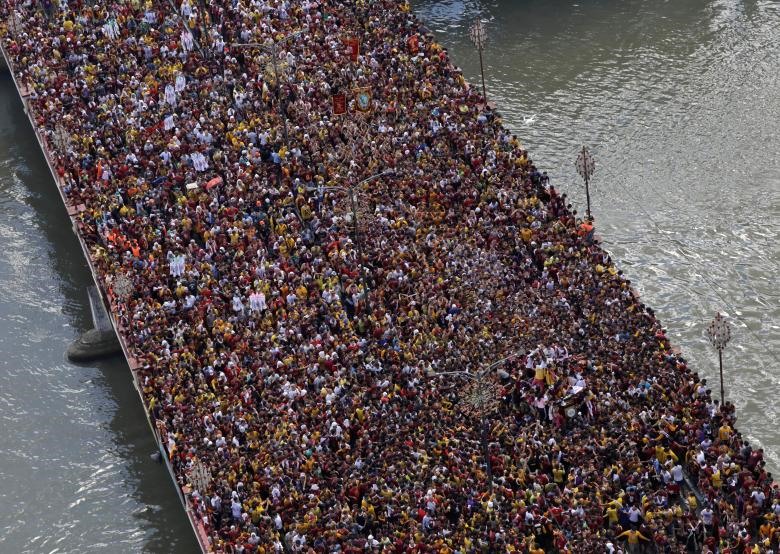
[2,1,777,552]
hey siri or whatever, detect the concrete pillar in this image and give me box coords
[67,286,121,361]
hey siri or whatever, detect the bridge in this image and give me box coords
[0,7,214,551]
[1,1,773,553]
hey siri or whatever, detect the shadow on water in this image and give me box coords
[0,73,198,553]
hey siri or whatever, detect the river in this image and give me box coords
[0,0,777,551]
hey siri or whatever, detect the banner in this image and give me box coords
[332,93,347,116]
[205,176,223,190]
[353,88,372,113]
[343,37,359,62]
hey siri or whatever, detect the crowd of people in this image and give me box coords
[2,0,778,552]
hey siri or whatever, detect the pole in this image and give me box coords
[718,349,724,405]
[481,417,493,491]
[270,42,290,147]
[584,174,592,221]
[478,46,487,102]
[10,4,17,37]
[351,188,367,316]
[350,188,359,263]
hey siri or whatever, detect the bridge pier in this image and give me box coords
[67,286,121,362]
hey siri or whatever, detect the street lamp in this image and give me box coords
[468,19,488,102]
[232,27,308,147]
[432,351,523,491]
[8,6,23,38]
[314,169,394,314]
[575,145,595,220]
[187,459,212,495]
[706,312,732,405]
[112,272,134,301]
[462,377,501,490]
[52,123,71,154]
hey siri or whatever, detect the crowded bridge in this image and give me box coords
[1,0,777,552]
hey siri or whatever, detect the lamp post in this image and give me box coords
[469,19,488,102]
[575,145,595,220]
[314,169,394,314]
[52,123,71,155]
[9,5,23,38]
[232,27,308,147]
[431,351,523,491]
[187,459,212,495]
[706,312,732,405]
[462,378,501,490]
[112,272,134,301]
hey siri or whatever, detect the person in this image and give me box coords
[701,505,715,536]
[618,527,650,553]
[3,0,776,550]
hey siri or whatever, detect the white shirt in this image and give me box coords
[164,84,177,106]
[751,490,766,507]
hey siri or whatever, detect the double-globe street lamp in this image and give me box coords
[706,312,732,405]
[468,19,489,103]
[431,351,526,491]
[311,169,395,315]
[232,27,309,147]
[575,145,595,221]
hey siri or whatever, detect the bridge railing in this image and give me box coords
[0,30,215,554]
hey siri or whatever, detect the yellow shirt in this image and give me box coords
[618,529,648,545]
[712,470,722,489]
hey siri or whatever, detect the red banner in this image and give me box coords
[205,176,223,190]
[342,37,359,62]
[407,34,419,54]
[332,93,347,116]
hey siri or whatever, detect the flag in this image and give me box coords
[353,88,372,113]
[332,93,347,116]
[343,37,359,62]
[407,34,419,54]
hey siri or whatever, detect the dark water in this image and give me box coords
[0,0,778,550]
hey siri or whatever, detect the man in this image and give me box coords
[701,504,715,536]
[604,501,619,528]
[627,504,643,527]
[671,462,685,489]
[751,488,766,509]
[617,528,650,553]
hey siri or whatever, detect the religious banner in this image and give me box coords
[332,93,347,116]
[343,37,359,62]
[407,34,419,54]
[353,88,372,113]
